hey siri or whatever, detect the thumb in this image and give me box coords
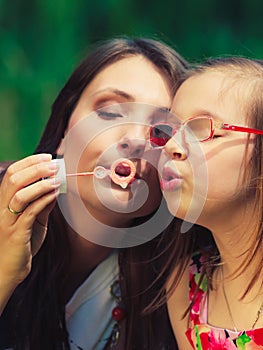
[31,202,56,256]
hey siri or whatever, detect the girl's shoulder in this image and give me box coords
[187,321,263,349]
[187,252,263,349]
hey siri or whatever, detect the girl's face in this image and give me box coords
[159,72,255,229]
[58,55,172,225]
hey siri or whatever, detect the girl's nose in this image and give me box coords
[164,134,188,160]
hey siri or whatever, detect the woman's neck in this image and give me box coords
[63,224,114,303]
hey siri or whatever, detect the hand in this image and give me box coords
[0,154,61,292]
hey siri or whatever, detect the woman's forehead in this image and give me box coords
[79,56,172,107]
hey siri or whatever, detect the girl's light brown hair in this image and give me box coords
[149,57,263,318]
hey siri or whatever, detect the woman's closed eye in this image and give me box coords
[97,110,124,120]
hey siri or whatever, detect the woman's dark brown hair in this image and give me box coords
[0,37,188,350]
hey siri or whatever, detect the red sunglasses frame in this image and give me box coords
[150,116,263,147]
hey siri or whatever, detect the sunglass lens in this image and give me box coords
[150,124,172,147]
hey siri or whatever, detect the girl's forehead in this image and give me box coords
[172,71,248,124]
[172,72,226,109]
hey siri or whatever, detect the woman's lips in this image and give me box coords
[160,166,182,191]
[97,159,140,189]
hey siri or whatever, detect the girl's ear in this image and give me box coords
[56,138,65,156]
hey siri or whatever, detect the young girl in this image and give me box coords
[0,37,188,350]
[152,57,263,349]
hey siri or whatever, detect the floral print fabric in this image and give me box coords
[186,252,263,349]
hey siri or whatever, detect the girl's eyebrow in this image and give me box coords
[181,108,225,122]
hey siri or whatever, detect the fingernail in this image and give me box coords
[48,160,60,171]
[40,154,52,162]
[47,177,62,187]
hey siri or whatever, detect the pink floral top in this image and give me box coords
[186,252,263,349]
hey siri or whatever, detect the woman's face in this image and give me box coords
[58,55,172,225]
[159,72,255,229]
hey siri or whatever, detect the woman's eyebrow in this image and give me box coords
[90,88,135,101]
[90,89,171,114]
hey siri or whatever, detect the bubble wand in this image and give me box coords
[54,158,136,192]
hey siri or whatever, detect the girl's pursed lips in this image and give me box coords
[160,165,183,191]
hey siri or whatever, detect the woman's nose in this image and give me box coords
[164,134,188,160]
[117,126,147,158]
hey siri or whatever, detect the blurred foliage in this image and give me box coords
[0,0,263,160]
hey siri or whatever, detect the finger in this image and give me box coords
[4,154,52,174]
[0,193,58,286]
[7,177,61,219]
[0,157,59,210]
[1,156,56,195]
[0,154,51,199]
[7,203,23,216]
[36,201,57,227]
[2,181,60,228]
[31,220,48,256]
[31,202,56,256]
[21,189,59,229]
[0,192,59,271]
[3,189,60,245]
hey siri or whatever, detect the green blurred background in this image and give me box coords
[1,0,263,161]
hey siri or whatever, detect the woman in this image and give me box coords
[0,37,188,349]
[152,57,263,349]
